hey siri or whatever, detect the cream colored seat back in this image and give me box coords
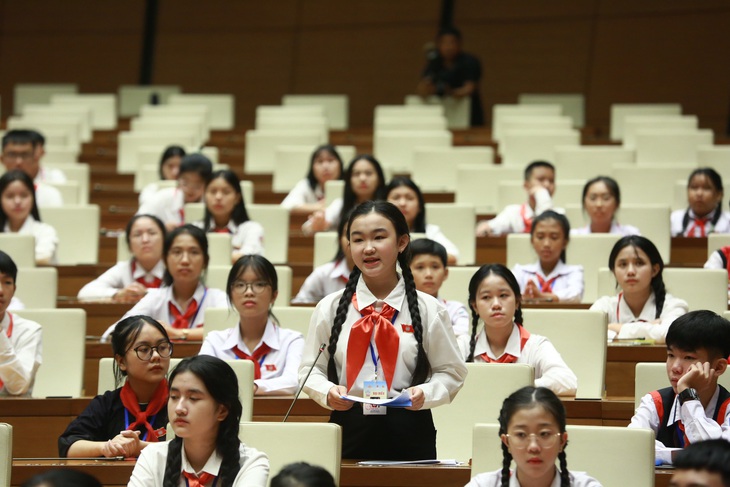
[635,129,712,165]
[51,94,117,130]
[519,93,585,128]
[168,94,235,130]
[432,363,534,462]
[283,94,350,130]
[271,306,315,337]
[16,309,85,398]
[613,164,690,207]
[522,309,607,399]
[0,234,35,267]
[14,83,77,115]
[472,424,655,487]
[707,234,730,261]
[314,232,338,268]
[117,132,196,174]
[412,146,494,193]
[373,129,452,174]
[15,267,57,308]
[500,129,580,166]
[456,165,523,214]
[245,130,325,175]
[45,162,90,204]
[42,205,101,264]
[492,104,562,143]
[239,422,342,486]
[0,422,11,487]
[247,204,289,264]
[425,203,476,265]
[404,95,471,129]
[118,85,181,117]
[567,234,622,303]
[610,103,682,141]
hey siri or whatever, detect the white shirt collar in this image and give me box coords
[354,274,405,313]
[475,323,523,360]
[180,440,222,478]
[523,261,569,281]
[131,259,165,280]
[223,318,280,353]
[0,312,10,331]
[3,216,36,234]
[167,282,208,313]
[328,259,351,282]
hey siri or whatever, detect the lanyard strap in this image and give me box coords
[123,408,156,441]
[365,310,398,378]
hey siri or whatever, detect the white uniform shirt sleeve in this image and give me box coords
[138,183,160,206]
[32,220,59,264]
[0,315,42,396]
[533,187,554,215]
[552,266,584,303]
[34,183,63,207]
[484,205,523,236]
[526,335,578,396]
[617,294,688,343]
[444,300,470,337]
[232,221,265,256]
[682,394,730,444]
[628,393,679,465]
[291,264,331,304]
[705,250,726,269]
[670,209,686,237]
[138,187,184,227]
[77,261,130,299]
[255,329,304,395]
[280,179,318,210]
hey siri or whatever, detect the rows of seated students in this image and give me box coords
[4,123,730,482]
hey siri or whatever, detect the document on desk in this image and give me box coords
[340,389,412,407]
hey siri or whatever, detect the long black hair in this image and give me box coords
[682,167,724,234]
[608,235,665,319]
[124,214,166,251]
[226,254,279,323]
[498,386,570,487]
[326,200,430,387]
[158,145,186,179]
[162,356,243,487]
[466,264,523,362]
[386,176,427,233]
[202,169,250,229]
[306,144,344,191]
[339,155,386,226]
[0,170,41,231]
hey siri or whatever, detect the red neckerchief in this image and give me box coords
[686,216,709,237]
[520,204,533,233]
[232,343,272,380]
[479,324,531,363]
[535,274,558,293]
[169,300,199,329]
[0,314,14,390]
[346,293,400,391]
[183,471,215,487]
[119,379,168,443]
[131,261,162,288]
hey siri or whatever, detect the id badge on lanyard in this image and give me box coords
[363,343,388,416]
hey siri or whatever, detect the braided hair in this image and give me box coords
[466,264,523,362]
[608,236,666,319]
[163,356,243,487]
[681,168,724,235]
[498,386,570,487]
[327,200,431,388]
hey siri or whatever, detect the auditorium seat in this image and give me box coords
[491,104,562,142]
[51,93,117,130]
[282,94,349,130]
[118,85,181,117]
[411,146,494,193]
[0,235,35,267]
[610,103,682,141]
[13,83,77,115]
[457,164,522,214]
[42,205,101,265]
[14,267,57,308]
[623,115,698,149]
[404,94,471,129]
[519,93,585,128]
[0,422,11,487]
[634,129,713,165]
[168,94,235,130]
[425,202,476,265]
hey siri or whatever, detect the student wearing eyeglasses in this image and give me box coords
[100,225,228,342]
[59,315,174,458]
[199,255,304,395]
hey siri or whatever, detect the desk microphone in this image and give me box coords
[283,342,326,422]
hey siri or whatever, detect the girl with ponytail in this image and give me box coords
[129,355,269,486]
[590,236,688,343]
[466,386,602,487]
[299,200,466,460]
[459,264,577,396]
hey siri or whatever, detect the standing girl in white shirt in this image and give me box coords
[198,169,264,262]
[129,355,269,487]
[386,176,460,264]
[101,225,228,342]
[0,169,58,265]
[300,200,467,460]
[512,210,584,303]
[77,214,166,302]
[292,215,353,304]
[466,386,602,487]
[590,235,688,343]
[571,176,640,236]
[200,255,304,395]
[280,144,344,214]
[671,168,730,237]
[302,155,386,234]
[460,264,577,395]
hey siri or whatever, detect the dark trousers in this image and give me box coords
[330,403,437,460]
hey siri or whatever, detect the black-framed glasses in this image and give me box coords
[232,280,270,294]
[132,341,173,361]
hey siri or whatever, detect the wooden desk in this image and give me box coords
[1,396,634,459]
[9,459,674,487]
[59,301,131,338]
[606,344,666,397]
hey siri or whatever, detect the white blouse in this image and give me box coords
[671,208,730,237]
[138,187,187,228]
[199,319,304,395]
[129,441,269,487]
[512,261,584,303]
[570,221,640,236]
[280,179,324,210]
[467,468,602,486]
[424,223,459,260]
[194,219,265,257]
[0,312,42,397]
[77,259,165,299]
[291,259,350,304]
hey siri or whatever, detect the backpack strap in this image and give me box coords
[713,385,730,423]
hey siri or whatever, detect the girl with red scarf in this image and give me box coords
[59,315,172,458]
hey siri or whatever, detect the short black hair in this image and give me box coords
[437,26,462,41]
[271,462,336,487]
[666,310,730,360]
[0,250,18,283]
[178,153,213,182]
[409,238,447,267]
[673,439,730,487]
[524,160,555,181]
[21,468,102,487]
[2,129,44,149]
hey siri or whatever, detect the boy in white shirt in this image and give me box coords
[409,239,469,337]
[1,130,63,207]
[475,160,561,237]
